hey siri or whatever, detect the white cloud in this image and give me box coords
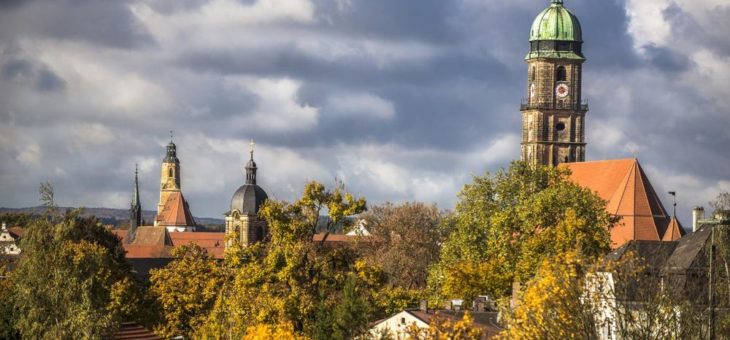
[131,0,316,48]
[228,76,319,132]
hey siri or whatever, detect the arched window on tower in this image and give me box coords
[531,66,536,81]
[169,168,173,178]
[556,66,567,82]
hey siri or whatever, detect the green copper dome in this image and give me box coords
[525,0,584,60]
[529,0,582,42]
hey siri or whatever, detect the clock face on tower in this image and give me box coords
[555,84,569,98]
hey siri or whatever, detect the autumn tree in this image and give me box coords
[358,202,444,290]
[197,181,368,339]
[431,161,614,302]
[149,243,223,338]
[404,312,484,340]
[497,250,599,339]
[11,210,143,338]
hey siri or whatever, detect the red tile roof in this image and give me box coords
[114,322,160,340]
[561,159,675,248]
[661,217,686,241]
[155,192,196,227]
[114,228,224,259]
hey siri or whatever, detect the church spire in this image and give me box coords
[128,164,142,244]
[245,140,258,185]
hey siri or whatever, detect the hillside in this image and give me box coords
[0,206,225,228]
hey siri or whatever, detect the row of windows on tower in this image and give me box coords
[530,66,567,82]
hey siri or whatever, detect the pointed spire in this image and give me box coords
[132,164,140,206]
[128,165,142,244]
[245,139,258,185]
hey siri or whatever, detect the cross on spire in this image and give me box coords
[249,139,255,160]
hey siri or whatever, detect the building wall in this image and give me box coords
[370,311,429,339]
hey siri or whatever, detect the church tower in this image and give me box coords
[154,134,196,231]
[226,141,269,247]
[521,0,587,166]
[157,138,181,215]
[127,165,142,244]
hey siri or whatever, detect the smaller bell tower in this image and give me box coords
[157,133,181,216]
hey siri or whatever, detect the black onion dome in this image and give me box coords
[230,184,268,215]
[230,144,267,215]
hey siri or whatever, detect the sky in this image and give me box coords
[0,0,728,225]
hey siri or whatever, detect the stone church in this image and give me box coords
[117,138,270,260]
[522,0,685,247]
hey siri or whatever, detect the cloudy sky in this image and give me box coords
[0,0,728,225]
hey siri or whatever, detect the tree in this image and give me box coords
[12,210,143,338]
[197,181,368,339]
[0,257,20,339]
[358,202,444,289]
[710,191,730,217]
[497,251,598,339]
[149,243,223,338]
[405,312,483,340]
[431,161,614,301]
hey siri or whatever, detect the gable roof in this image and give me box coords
[662,217,686,241]
[113,228,223,259]
[155,192,196,227]
[561,159,673,247]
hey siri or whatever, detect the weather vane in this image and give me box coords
[249,139,255,159]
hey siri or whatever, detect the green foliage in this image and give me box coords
[149,244,223,338]
[0,257,20,339]
[11,210,142,339]
[431,161,614,301]
[330,275,369,340]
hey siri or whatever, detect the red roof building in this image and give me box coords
[561,159,685,248]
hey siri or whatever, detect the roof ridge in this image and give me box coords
[632,161,661,240]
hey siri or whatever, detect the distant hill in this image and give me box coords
[0,206,225,229]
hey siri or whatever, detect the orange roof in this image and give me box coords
[114,228,225,259]
[155,192,196,227]
[561,159,674,248]
[169,232,225,258]
[662,217,685,241]
[114,321,160,339]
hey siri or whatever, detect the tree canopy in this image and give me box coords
[431,161,614,301]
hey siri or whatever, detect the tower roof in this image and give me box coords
[561,159,678,248]
[155,192,196,227]
[530,0,582,42]
[230,141,268,215]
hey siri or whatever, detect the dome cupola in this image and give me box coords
[526,0,584,60]
[230,141,268,215]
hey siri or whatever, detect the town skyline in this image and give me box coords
[1,0,728,225]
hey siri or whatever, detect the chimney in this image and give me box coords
[692,206,705,232]
[419,300,428,312]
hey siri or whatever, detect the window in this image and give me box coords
[555,122,566,131]
[401,317,406,325]
[556,66,567,82]
[531,66,536,81]
[168,168,173,177]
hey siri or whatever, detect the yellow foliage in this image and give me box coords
[497,250,595,339]
[242,323,309,340]
[405,312,483,340]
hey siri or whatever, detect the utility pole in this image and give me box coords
[708,223,715,340]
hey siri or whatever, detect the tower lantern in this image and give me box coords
[521,0,587,166]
